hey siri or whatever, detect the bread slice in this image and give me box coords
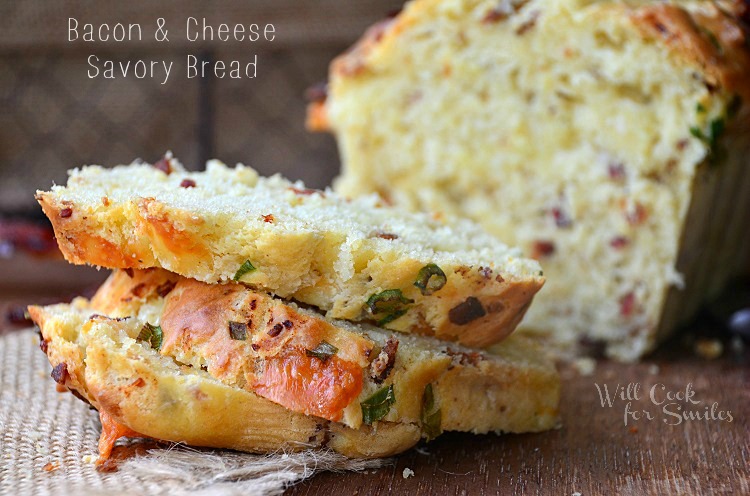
[27,268,560,461]
[35,158,544,347]
[309,0,750,360]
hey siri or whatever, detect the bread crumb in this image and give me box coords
[648,364,660,375]
[82,455,97,464]
[572,357,596,376]
[403,467,415,478]
[572,492,582,496]
[694,339,723,360]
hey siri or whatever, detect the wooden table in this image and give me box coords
[2,262,748,495]
[287,335,749,495]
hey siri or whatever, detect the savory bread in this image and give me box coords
[28,268,560,461]
[310,0,750,360]
[36,158,544,347]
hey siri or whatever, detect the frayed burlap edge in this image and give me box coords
[0,329,389,495]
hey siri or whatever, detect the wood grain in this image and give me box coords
[287,339,749,495]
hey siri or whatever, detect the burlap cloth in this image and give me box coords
[0,329,387,495]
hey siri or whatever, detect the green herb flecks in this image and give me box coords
[696,102,707,113]
[421,383,442,441]
[228,321,248,340]
[233,260,257,281]
[366,289,414,326]
[361,384,396,425]
[137,323,163,351]
[306,341,338,362]
[690,117,727,165]
[414,263,447,296]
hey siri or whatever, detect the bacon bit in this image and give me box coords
[283,320,293,329]
[486,300,506,314]
[483,9,508,23]
[478,266,492,279]
[446,348,483,367]
[251,343,260,351]
[51,363,69,385]
[131,378,145,388]
[551,207,572,228]
[370,338,399,383]
[262,214,275,223]
[180,179,196,188]
[448,297,487,325]
[123,268,134,278]
[626,202,648,225]
[454,266,470,276]
[531,240,556,259]
[96,410,143,466]
[250,300,257,310]
[42,461,59,472]
[515,11,539,35]
[60,208,73,218]
[495,274,505,283]
[610,236,629,249]
[39,338,48,354]
[677,139,689,151]
[268,323,284,337]
[304,82,328,103]
[152,156,173,175]
[374,231,399,240]
[102,196,111,206]
[620,292,636,317]
[253,348,363,421]
[289,187,321,196]
[130,283,148,298]
[155,280,176,298]
[608,162,626,181]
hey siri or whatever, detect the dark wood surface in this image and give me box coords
[286,339,749,496]
[2,268,747,496]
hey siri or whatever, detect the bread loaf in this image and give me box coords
[310,0,750,360]
[36,158,544,347]
[28,268,560,460]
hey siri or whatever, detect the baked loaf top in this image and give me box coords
[28,268,560,460]
[308,0,750,360]
[36,158,543,347]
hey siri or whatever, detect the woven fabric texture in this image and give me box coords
[0,329,387,495]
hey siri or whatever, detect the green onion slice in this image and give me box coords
[421,383,442,441]
[414,263,447,296]
[233,260,257,281]
[366,289,414,326]
[137,323,163,351]
[228,321,248,340]
[306,340,338,362]
[361,384,396,425]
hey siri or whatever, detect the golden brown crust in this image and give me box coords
[309,0,750,132]
[631,1,750,102]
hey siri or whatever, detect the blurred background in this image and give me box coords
[0,0,402,318]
